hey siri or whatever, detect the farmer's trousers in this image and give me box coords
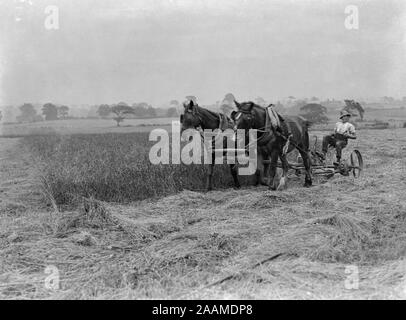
[322,134,348,161]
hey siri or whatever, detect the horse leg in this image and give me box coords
[268,150,279,191]
[255,153,267,186]
[262,156,270,186]
[206,153,215,191]
[300,150,313,187]
[230,164,240,189]
[277,152,289,190]
[206,163,214,191]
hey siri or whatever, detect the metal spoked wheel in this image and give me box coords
[349,150,363,178]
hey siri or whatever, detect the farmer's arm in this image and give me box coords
[333,123,339,135]
[344,125,357,139]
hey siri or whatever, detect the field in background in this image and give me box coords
[1,127,406,299]
[326,108,406,128]
[1,107,406,137]
[324,107,406,121]
[0,117,176,137]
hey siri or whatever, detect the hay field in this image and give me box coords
[0,128,406,299]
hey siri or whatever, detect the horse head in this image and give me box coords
[180,100,202,133]
[231,100,264,131]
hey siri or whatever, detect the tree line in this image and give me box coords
[16,103,70,123]
[2,95,371,125]
[8,102,180,125]
[97,102,179,126]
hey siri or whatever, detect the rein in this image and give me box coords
[237,108,273,145]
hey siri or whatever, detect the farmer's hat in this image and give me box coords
[339,110,352,119]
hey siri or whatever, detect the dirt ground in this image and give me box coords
[1,129,406,299]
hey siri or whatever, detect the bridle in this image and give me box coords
[234,109,256,131]
[233,108,272,146]
[181,105,203,130]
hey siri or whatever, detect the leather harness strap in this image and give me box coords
[238,106,297,154]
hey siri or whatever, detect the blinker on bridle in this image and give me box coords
[182,105,204,131]
[235,109,255,129]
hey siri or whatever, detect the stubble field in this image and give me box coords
[0,125,406,299]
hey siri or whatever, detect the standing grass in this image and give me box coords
[22,132,252,206]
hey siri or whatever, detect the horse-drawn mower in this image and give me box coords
[275,133,364,180]
[291,148,363,179]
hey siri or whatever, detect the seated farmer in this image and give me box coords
[321,110,356,163]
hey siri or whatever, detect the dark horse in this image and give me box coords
[180,100,240,191]
[231,101,312,190]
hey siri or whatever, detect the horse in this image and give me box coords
[231,101,313,190]
[180,100,240,191]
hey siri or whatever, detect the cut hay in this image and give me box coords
[224,191,296,210]
[2,129,406,299]
[269,213,373,263]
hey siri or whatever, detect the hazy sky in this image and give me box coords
[1,0,405,106]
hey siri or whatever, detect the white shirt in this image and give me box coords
[335,122,356,135]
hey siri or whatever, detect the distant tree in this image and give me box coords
[131,102,157,118]
[343,100,365,121]
[220,93,237,115]
[300,103,329,124]
[146,106,156,117]
[166,107,178,117]
[42,103,58,121]
[132,105,145,117]
[170,100,181,115]
[97,104,111,118]
[382,96,395,104]
[290,99,307,113]
[310,96,319,102]
[220,104,233,116]
[86,105,100,118]
[274,101,285,113]
[132,102,148,118]
[111,104,135,126]
[17,103,37,122]
[1,106,17,122]
[57,105,69,119]
[33,115,44,122]
[223,93,236,104]
[170,100,180,107]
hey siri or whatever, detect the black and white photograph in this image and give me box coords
[0,0,405,302]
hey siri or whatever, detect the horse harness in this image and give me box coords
[236,106,297,155]
[186,106,233,144]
